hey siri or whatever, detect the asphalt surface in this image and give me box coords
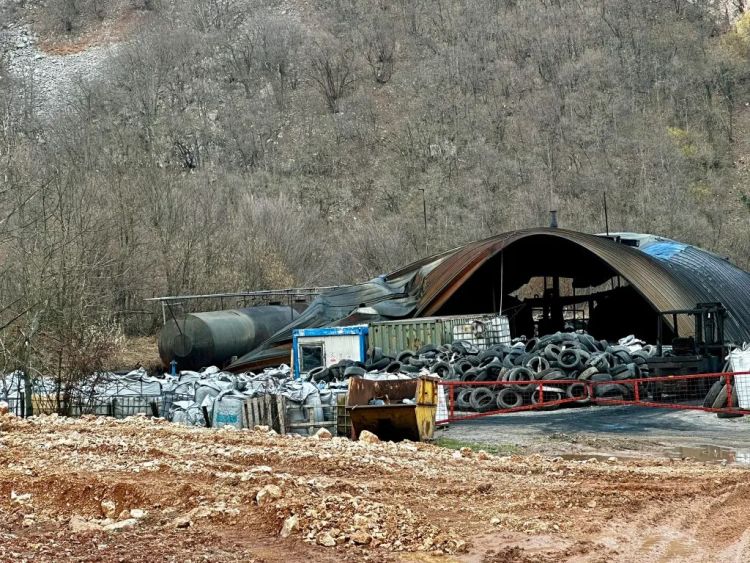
[441,405,750,453]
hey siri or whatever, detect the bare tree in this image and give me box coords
[362,20,396,84]
[308,42,357,113]
[256,16,302,110]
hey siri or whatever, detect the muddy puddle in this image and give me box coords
[561,445,750,465]
[559,453,620,463]
[673,444,750,465]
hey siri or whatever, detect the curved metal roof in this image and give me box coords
[229,228,750,371]
[410,228,749,343]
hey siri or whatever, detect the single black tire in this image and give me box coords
[461,368,481,382]
[530,387,564,410]
[558,349,582,370]
[526,355,550,373]
[503,350,523,369]
[368,347,384,364]
[590,373,613,382]
[451,341,468,355]
[525,338,539,354]
[454,359,474,376]
[456,388,473,410]
[343,365,366,377]
[541,370,568,381]
[712,384,739,409]
[478,349,502,363]
[469,387,496,412]
[578,334,599,353]
[703,379,724,408]
[611,364,630,376]
[594,383,628,399]
[485,358,504,378]
[397,350,416,362]
[586,353,611,371]
[417,344,439,355]
[536,367,559,380]
[566,382,590,403]
[431,361,452,379]
[408,357,427,368]
[712,385,728,409]
[512,352,529,367]
[496,387,524,409]
[717,412,744,419]
[366,358,390,371]
[613,364,638,380]
[465,355,481,366]
[507,366,535,392]
[579,366,600,380]
[385,361,402,373]
[612,349,633,365]
[544,344,562,362]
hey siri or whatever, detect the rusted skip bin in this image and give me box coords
[346,377,437,442]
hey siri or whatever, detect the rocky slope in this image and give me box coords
[1,413,750,561]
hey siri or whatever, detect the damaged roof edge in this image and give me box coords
[228,228,750,371]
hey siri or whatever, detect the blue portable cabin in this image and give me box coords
[292,325,369,379]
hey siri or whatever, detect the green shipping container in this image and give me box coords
[368,314,511,358]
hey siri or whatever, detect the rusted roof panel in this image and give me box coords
[229,228,749,371]
[411,229,703,338]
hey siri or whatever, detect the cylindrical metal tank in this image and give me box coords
[158,306,298,370]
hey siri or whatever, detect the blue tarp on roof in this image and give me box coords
[641,241,689,261]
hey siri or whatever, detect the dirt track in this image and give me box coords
[1,414,749,562]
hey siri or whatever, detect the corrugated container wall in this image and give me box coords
[369,315,511,358]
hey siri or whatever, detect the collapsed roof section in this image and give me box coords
[227,228,750,372]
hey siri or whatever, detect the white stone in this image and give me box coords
[101,499,116,518]
[358,430,380,444]
[69,516,102,533]
[317,532,336,547]
[280,514,299,538]
[256,484,282,505]
[313,428,332,440]
[11,491,31,504]
[103,518,138,531]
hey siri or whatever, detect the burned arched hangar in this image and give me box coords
[409,228,750,343]
[228,228,750,371]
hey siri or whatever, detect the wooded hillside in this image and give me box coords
[1,0,749,373]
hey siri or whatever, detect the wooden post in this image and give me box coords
[276,395,286,435]
[242,399,251,429]
[264,395,274,427]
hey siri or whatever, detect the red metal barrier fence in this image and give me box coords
[437,371,750,424]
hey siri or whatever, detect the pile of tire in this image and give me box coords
[702,377,743,418]
[441,332,659,413]
[305,331,660,413]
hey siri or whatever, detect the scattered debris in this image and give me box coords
[280,514,299,538]
[1,410,749,561]
[313,427,332,440]
[358,430,380,444]
[256,484,282,505]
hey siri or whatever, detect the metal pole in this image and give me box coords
[603,191,610,236]
[420,188,428,254]
[499,252,504,316]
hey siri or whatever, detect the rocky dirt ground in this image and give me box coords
[1,414,750,562]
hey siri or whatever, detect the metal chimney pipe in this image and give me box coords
[549,210,558,228]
